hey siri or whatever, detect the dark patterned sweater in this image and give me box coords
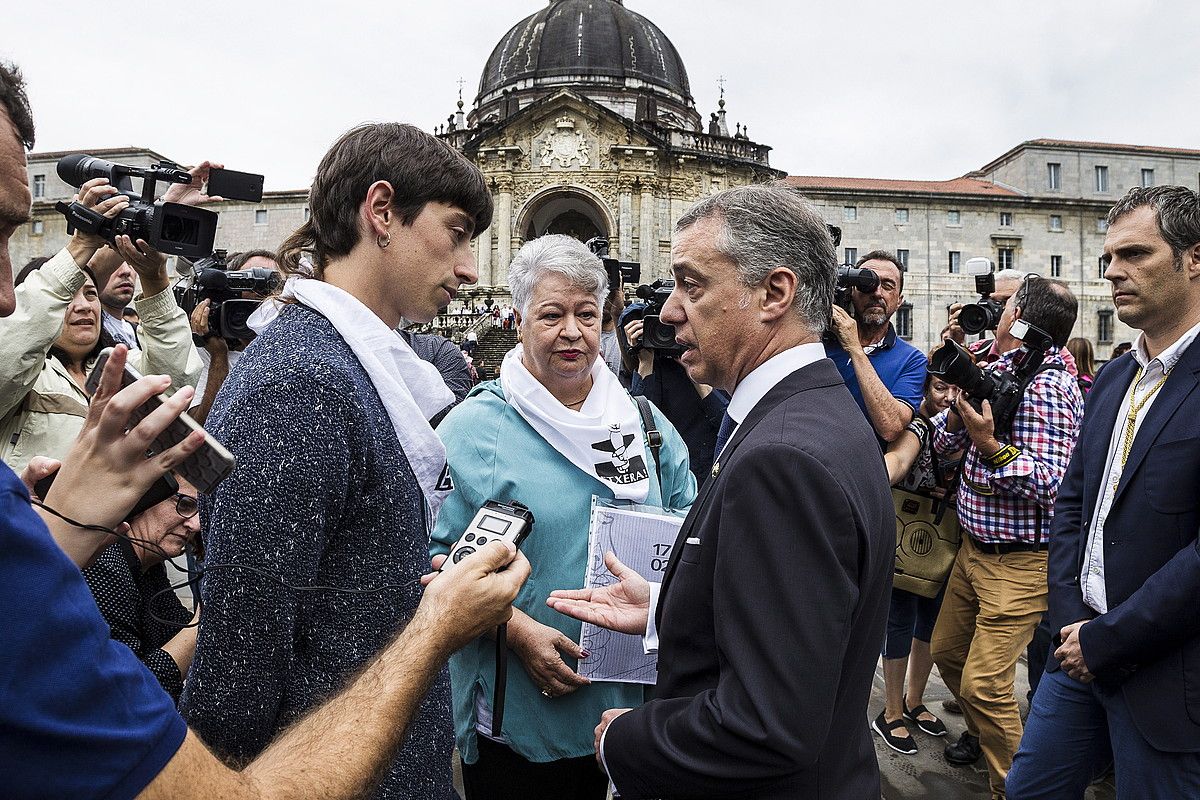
[179,305,454,799]
[82,540,192,702]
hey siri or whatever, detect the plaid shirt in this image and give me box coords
[931,348,1083,545]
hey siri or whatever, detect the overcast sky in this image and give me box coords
[6,0,1197,190]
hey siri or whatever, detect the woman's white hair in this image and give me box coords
[507,234,608,316]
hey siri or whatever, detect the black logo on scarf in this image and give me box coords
[435,463,454,492]
[591,424,649,485]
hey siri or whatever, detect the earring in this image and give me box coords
[377,233,391,249]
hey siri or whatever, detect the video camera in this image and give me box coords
[586,237,641,289]
[174,250,282,342]
[958,258,1005,335]
[620,279,685,357]
[929,318,1056,437]
[54,154,263,260]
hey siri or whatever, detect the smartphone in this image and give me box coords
[86,348,236,493]
[205,167,265,203]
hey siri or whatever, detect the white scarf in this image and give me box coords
[247,277,456,521]
[500,345,649,502]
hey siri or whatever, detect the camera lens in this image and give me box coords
[958,303,990,335]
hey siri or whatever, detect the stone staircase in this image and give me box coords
[472,327,518,378]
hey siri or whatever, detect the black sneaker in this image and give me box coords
[944,731,982,765]
[871,711,918,755]
[903,696,948,737]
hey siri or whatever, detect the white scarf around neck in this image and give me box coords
[500,345,649,502]
[248,277,456,521]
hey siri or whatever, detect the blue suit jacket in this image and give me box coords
[1047,343,1200,752]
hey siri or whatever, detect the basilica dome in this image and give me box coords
[476,0,695,119]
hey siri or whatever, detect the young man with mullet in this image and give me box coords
[180,123,498,799]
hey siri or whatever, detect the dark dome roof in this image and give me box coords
[478,0,692,104]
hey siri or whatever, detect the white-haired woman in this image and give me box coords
[431,234,697,800]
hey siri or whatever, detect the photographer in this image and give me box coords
[827,251,928,442]
[927,275,1083,797]
[0,178,200,472]
[188,249,280,425]
[621,301,728,481]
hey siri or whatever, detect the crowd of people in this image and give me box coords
[2,57,1199,800]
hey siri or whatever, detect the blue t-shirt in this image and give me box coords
[0,464,186,799]
[825,324,927,422]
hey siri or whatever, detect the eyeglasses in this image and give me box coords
[1015,273,1042,307]
[174,493,199,519]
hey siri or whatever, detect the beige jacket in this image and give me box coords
[0,247,202,473]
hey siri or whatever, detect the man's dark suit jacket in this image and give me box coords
[605,358,894,799]
[1048,341,1200,752]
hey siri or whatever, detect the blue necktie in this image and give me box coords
[714,411,736,460]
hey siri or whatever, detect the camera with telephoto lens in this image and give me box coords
[174,250,282,342]
[834,265,880,314]
[54,154,220,259]
[929,319,1056,437]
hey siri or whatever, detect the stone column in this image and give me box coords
[476,210,493,286]
[639,180,657,273]
[618,178,634,258]
[495,176,514,281]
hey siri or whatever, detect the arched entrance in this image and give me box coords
[516,185,615,246]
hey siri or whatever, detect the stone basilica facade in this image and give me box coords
[13,0,1200,353]
[433,0,781,285]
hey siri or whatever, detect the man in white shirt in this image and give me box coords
[548,184,894,799]
[1007,185,1200,799]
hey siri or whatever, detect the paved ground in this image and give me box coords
[869,658,1116,799]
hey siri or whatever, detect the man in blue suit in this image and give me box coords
[1007,185,1200,798]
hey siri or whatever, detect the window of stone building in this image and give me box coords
[255,209,268,225]
[895,208,909,224]
[31,220,43,235]
[1047,163,1061,190]
[896,303,913,340]
[998,247,1015,270]
[999,212,1013,227]
[1049,214,1063,231]
[1051,255,1062,278]
[1097,217,1109,234]
[1098,309,1114,343]
[844,247,857,266]
[948,251,961,273]
[33,174,45,198]
[1141,168,1155,188]
[1095,165,1109,193]
[303,206,310,220]
[843,206,857,222]
[896,249,909,268]
[947,209,961,226]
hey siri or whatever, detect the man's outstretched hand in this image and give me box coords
[547,551,651,635]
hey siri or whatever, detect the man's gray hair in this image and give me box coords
[1107,186,1200,270]
[508,234,608,316]
[675,184,836,334]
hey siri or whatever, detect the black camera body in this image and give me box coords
[959,272,1006,335]
[586,237,641,288]
[618,279,685,357]
[834,265,880,314]
[55,154,219,259]
[929,319,1057,437]
[174,250,282,342]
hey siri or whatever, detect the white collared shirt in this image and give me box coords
[1080,317,1200,613]
[718,341,828,456]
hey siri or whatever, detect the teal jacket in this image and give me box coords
[431,380,697,763]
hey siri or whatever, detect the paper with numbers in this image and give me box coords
[578,497,686,684]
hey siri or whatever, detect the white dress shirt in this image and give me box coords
[1080,318,1200,614]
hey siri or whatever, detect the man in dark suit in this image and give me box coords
[548,184,894,799]
[1007,186,1200,798]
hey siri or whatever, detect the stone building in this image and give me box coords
[792,139,1200,353]
[11,2,1200,357]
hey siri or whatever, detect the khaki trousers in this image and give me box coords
[930,536,1047,799]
